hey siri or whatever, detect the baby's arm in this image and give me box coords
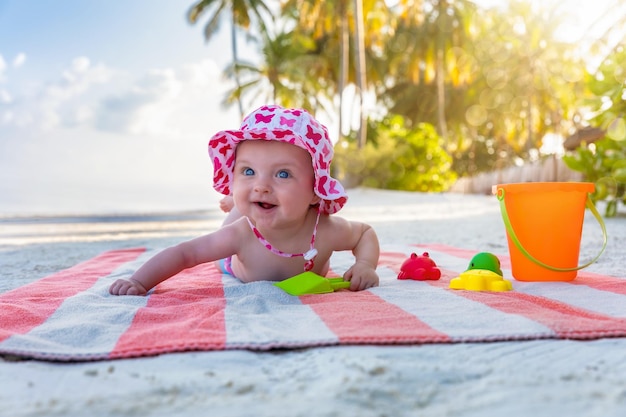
[109,244,198,295]
[341,221,380,291]
[109,226,239,296]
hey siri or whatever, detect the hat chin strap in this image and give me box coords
[245,208,321,272]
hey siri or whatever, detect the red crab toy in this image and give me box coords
[398,252,442,281]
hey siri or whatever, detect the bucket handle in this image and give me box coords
[496,187,608,272]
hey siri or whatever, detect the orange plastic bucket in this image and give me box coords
[494,182,607,281]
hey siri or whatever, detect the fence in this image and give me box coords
[450,156,584,195]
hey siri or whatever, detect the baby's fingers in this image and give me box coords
[343,271,366,291]
[352,276,378,291]
[109,279,145,296]
[349,276,366,291]
[343,265,379,291]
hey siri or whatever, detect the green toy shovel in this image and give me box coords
[274,272,351,296]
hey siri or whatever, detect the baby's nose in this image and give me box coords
[253,178,271,193]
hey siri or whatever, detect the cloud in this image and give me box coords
[0,52,26,82]
[94,58,230,137]
[0,56,117,130]
[47,57,114,100]
[40,58,117,129]
[180,58,223,85]
[1,52,234,139]
[12,53,26,68]
[0,89,11,104]
[0,54,6,83]
[95,67,182,134]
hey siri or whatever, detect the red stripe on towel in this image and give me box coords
[570,273,626,296]
[414,244,481,262]
[110,262,227,358]
[395,249,626,339]
[378,251,407,274]
[423,274,626,339]
[0,248,145,343]
[414,243,513,270]
[302,258,451,344]
[423,243,626,296]
[418,265,626,340]
[455,290,626,339]
[302,291,452,344]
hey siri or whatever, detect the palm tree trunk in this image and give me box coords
[436,48,448,140]
[338,2,349,143]
[436,0,448,144]
[353,0,367,148]
[230,15,244,119]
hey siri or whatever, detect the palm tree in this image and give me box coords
[384,0,474,137]
[187,0,274,118]
[281,0,349,141]
[429,0,475,143]
[223,25,333,111]
[583,0,626,129]
[463,1,584,165]
[280,0,388,147]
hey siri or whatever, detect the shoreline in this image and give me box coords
[0,208,223,223]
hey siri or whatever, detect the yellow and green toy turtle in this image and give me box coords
[449,252,513,292]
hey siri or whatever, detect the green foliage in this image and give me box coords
[586,45,626,135]
[563,138,626,217]
[334,116,457,192]
[450,135,515,176]
[563,43,626,217]
[194,0,626,195]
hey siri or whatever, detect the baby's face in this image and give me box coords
[232,140,320,227]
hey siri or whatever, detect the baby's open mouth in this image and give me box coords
[256,202,276,210]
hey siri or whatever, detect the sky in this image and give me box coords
[0,0,620,216]
[0,0,244,215]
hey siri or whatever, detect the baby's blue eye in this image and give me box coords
[243,168,254,176]
[277,170,290,179]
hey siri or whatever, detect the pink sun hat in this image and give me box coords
[208,104,348,214]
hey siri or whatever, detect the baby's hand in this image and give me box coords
[109,278,148,296]
[219,196,234,213]
[343,261,379,291]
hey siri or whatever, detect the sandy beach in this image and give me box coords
[1,188,626,417]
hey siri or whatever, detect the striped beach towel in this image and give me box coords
[1,244,625,361]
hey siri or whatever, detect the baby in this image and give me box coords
[109,105,380,296]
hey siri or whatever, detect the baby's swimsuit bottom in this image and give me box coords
[217,256,235,277]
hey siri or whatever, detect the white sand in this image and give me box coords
[2,188,626,417]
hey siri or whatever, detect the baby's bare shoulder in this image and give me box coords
[184,218,249,259]
[320,215,369,245]
[322,214,368,230]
